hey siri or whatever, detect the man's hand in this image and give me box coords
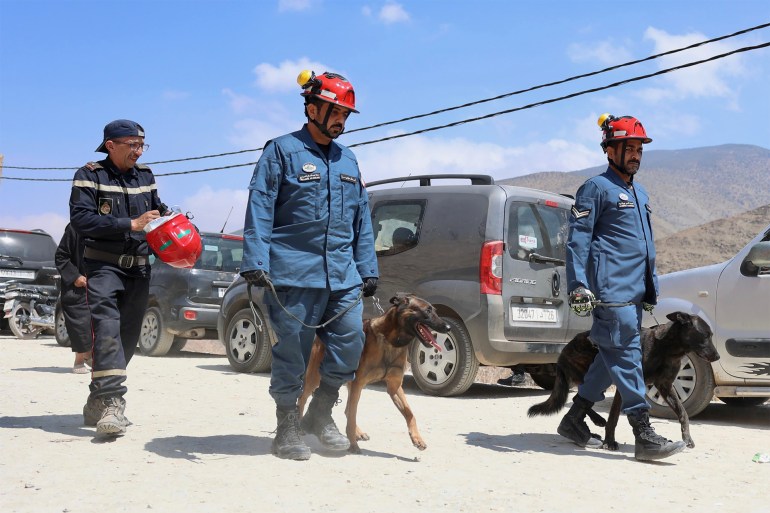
[241,270,271,288]
[569,286,596,315]
[362,277,378,297]
[131,210,160,232]
[642,302,655,313]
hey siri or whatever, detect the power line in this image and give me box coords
[2,40,768,182]
[4,21,768,173]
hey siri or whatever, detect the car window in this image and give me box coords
[371,200,425,256]
[196,235,244,272]
[507,202,569,262]
[0,231,57,262]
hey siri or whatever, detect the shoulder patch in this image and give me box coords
[571,206,591,219]
[84,161,103,171]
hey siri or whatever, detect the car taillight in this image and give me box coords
[480,240,503,295]
[184,311,197,320]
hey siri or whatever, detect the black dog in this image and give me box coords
[528,312,720,449]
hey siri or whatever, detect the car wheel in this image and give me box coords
[225,308,272,373]
[139,307,175,356]
[529,364,557,390]
[646,352,715,419]
[54,302,71,347]
[717,397,769,407]
[8,302,38,339]
[409,316,478,396]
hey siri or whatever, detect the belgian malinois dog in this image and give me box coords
[528,312,719,449]
[299,294,450,453]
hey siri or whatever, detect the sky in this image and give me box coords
[1,0,769,243]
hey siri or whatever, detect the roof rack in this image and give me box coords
[367,174,495,188]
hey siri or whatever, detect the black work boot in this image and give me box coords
[627,410,686,461]
[272,406,311,461]
[557,394,603,448]
[300,383,350,451]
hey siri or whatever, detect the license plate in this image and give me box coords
[217,287,226,298]
[511,306,558,323]
[0,269,35,279]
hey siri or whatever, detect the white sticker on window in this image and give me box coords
[204,245,218,251]
[519,235,538,250]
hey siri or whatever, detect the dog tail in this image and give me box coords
[527,365,570,417]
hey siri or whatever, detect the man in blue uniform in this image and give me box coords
[70,119,166,437]
[241,71,378,460]
[561,114,686,461]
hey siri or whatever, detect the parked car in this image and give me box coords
[0,228,59,332]
[218,174,593,395]
[139,232,244,356]
[642,222,770,418]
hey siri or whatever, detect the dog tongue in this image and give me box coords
[416,323,442,351]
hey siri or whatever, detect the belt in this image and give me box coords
[84,247,148,268]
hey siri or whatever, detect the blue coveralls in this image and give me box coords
[566,167,658,414]
[69,159,164,400]
[242,125,378,408]
[54,223,91,354]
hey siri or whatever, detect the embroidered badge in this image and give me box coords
[340,174,357,184]
[302,163,317,173]
[618,201,635,209]
[571,206,590,219]
[98,197,113,215]
[619,193,629,201]
[299,173,321,182]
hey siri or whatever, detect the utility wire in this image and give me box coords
[4,21,768,173]
[1,40,768,182]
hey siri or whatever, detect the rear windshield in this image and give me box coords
[507,203,570,262]
[195,235,244,272]
[0,231,57,263]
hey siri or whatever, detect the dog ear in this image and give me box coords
[390,294,408,307]
[666,312,691,325]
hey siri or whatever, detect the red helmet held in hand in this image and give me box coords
[145,213,202,269]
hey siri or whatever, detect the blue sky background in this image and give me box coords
[1,0,769,242]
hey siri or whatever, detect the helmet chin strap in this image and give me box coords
[308,101,343,140]
[608,141,634,182]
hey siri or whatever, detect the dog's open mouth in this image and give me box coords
[416,323,442,351]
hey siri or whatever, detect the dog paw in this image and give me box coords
[413,440,427,451]
[348,444,362,454]
[685,439,695,449]
[603,441,619,451]
[356,432,370,441]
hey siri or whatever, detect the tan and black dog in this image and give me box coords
[299,293,450,453]
[528,311,720,450]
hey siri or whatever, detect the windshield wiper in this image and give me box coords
[0,254,24,265]
[528,252,565,266]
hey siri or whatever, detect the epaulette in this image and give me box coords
[83,161,104,171]
[136,163,152,171]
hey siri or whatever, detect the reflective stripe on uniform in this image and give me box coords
[92,369,128,378]
[72,179,157,195]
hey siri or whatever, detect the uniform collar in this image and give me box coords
[103,157,137,177]
[297,124,341,160]
[603,166,632,188]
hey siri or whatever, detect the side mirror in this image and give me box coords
[740,241,770,276]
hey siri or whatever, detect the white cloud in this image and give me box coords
[182,186,250,234]
[354,134,601,184]
[567,40,632,65]
[229,114,299,151]
[639,27,745,101]
[222,88,257,114]
[380,2,410,24]
[278,0,314,12]
[253,58,329,92]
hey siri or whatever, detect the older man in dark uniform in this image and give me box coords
[70,119,167,437]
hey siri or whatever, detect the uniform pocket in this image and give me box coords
[590,307,622,349]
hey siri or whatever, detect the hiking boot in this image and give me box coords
[96,396,127,436]
[627,410,686,461]
[83,396,131,427]
[557,394,603,448]
[300,384,350,451]
[272,406,311,460]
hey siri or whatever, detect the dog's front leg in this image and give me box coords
[386,378,426,451]
[661,386,694,448]
[345,381,367,454]
[603,392,622,451]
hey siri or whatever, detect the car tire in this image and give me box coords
[225,308,272,373]
[717,397,769,407]
[8,302,37,339]
[54,302,71,347]
[409,316,479,397]
[529,364,557,390]
[646,352,715,419]
[139,307,175,356]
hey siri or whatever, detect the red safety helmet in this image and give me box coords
[598,113,652,151]
[144,213,202,269]
[297,70,358,113]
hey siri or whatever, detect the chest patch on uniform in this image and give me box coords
[302,163,317,173]
[571,206,590,219]
[299,173,321,182]
[98,197,113,215]
[340,174,357,184]
[618,201,635,209]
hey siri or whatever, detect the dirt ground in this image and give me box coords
[1,334,768,513]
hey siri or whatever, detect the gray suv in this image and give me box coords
[218,174,591,396]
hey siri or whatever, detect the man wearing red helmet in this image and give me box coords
[560,114,686,461]
[241,71,378,460]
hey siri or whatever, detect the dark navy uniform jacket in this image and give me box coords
[69,159,164,272]
[242,125,378,290]
[566,167,658,305]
